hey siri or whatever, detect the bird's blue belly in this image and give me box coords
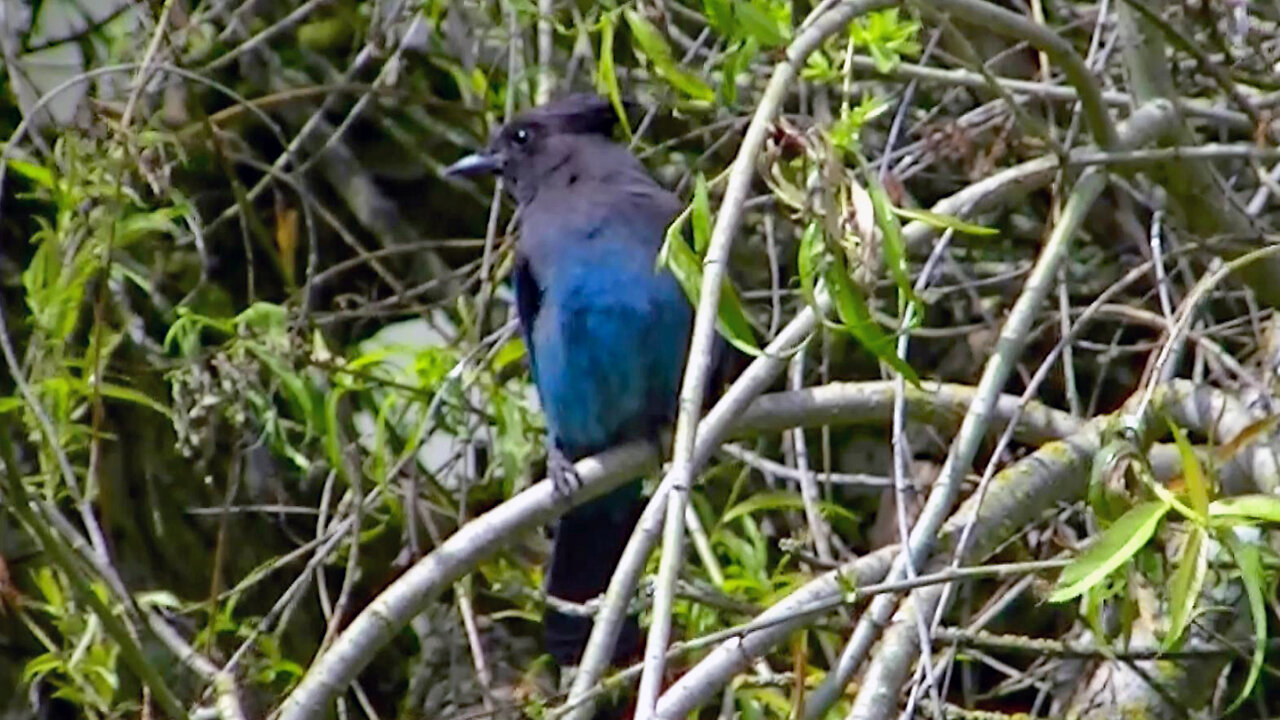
[532,267,690,457]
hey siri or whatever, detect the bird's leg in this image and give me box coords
[547,444,582,498]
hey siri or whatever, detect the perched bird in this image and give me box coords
[445,95,691,668]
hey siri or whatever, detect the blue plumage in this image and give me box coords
[446,95,691,667]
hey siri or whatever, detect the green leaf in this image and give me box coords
[1162,526,1206,650]
[6,158,55,189]
[891,206,998,236]
[735,1,790,47]
[624,10,714,101]
[797,223,824,311]
[115,207,183,247]
[1224,533,1267,712]
[823,255,919,383]
[864,168,920,308]
[828,95,891,153]
[718,38,758,106]
[723,490,859,525]
[235,301,288,336]
[1049,499,1170,602]
[1208,494,1280,523]
[704,0,734,36]
[1168,421,1210,520]
[491,337,527,373]
[0,396,21,414]
[659,216,760,356]
[691,173,712,254]
[97,382,174,420]
[596,12,630,141]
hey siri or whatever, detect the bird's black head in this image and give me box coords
[444,94,633,203]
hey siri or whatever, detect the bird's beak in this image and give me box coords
[444,151,504,177]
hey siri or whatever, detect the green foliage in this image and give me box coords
[805,221,920,384]
[848,8,921,73]
[658,185,761,356]
[1049,499,1171,603]
[703,0,791,48]
[624,10,714,102]
[1053,421,1279,708]
[21,568,125,718]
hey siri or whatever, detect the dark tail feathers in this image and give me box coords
[544,485,644,667]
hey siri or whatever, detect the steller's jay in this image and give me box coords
[445,95,692,668]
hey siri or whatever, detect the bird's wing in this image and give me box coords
[513,254,543,379]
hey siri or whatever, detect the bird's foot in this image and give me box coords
[548,447,582,498]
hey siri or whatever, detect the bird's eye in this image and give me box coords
[512,127,531,145]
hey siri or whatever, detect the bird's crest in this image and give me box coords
[513,93,632,137]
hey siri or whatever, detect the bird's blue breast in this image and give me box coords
[529,242,690,457]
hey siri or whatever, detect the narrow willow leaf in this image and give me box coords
[1049,499,1170,603]
[823,255,919,384]
[1224,533,1266,712]
[703,0,734,35]
[117,207,184,247]
[1116,439,1200,523]
[692,173,712,254]
[1208,494,1280,523]
[797,222,823,310]
[863,166,919,307]
[1167,421,1210,520]
[596,13,630,140]
[723,490,859,525]
[660,218,761,356]
[98,383,175,420]
[624,10,714,101]
[1163,526,1206,650]
[735,1,790,47]
[5,158,55,189]
[890,205,997,236]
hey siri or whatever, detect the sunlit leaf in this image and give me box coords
[1167,421,1210,520]
[5,158,55,189]
[797,223,824,311]
[491,337,527,373]
[735,1,790,47]
[704,0,734,35]
[1163,526,1205,650]
[624,10,714,101]
[1049,499,1170,603]
[596,12,630,140]
[865,169,920,307]
[1208,494,1280,524]
[691,173,712,254]
[891,206,998,236]
[723,490,859,525]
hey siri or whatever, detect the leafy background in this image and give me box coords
[2,0,1280,718]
